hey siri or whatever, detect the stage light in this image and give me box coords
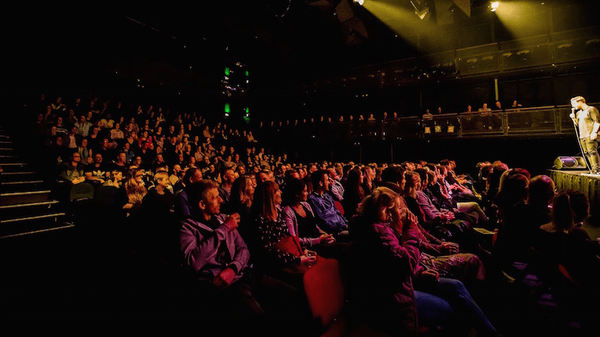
[410,0,430,20]
[353,0,364,5]
[490,1,499,12]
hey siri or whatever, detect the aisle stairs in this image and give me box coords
[0,126,72,240]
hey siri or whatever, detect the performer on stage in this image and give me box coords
[570,96,600,174]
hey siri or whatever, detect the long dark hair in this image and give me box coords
[282,178,305,207]
[345,166,365,201]
[251,180,279,222]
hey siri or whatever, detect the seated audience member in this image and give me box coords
[404,170,489,258]
[524,174,554,227]
[425,168,490,226]
[475,161,493,194]
[533,190,600,334]
[281,178,341,259]
[492,172,532,273]
[218,165,236,214]
[404,170,461,237]
[58,150,86,186]
[84,153,109,188]
[77,137,93,165]
[536,189,600,288]
[327,167,344,202]
[482,161,509,225]
[361,165,376,196]
[401,186,487,287]
[378,164,406,194]
[103,169,124,188]
[306,169,349,240]
[123,168,148,217]
[249,180,318,289]
[173,167,203,220]
[256,169,274,183]
[340,185,421,335]
[178,180,271,336]
[283,168,301,186]
[342,187,500,337]
[47,134,69,167]
[111,152,129,176]
[109,122,125,143]
[228,174,256,234]
[341,166,366,220]
[437,163,480,204]
[138,171,176,267]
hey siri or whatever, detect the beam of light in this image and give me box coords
[493,1,549,41]
[362,0,445,52]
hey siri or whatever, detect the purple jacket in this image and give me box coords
[179,214,250,285]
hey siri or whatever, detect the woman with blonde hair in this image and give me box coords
[123,168,147,214]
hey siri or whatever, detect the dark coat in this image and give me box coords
[341,220,422,336]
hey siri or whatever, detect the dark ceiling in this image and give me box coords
[9,0,598,94]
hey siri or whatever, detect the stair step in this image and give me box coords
[1,212,66,224]
[0,199,60,209]
[2,180,45,185]
[1,180,47,193]
[0,162,29,172]
[0,220,74,240]
[1,171,37,175]
[0,156,19,163]
[1,190,52,206]
[1,162,28,166]
[0,200,62,220]
[0,171,42,182]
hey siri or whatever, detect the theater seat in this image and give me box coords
[303,258,345,336]
[303,258,395,337]
[334,201,345,216]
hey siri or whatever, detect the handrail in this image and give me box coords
[256,106,578,142]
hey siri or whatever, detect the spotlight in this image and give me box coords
[353,0,364,5]
[410,0,430,20]
[490,1,499,12]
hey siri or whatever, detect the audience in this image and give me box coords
[342,186,500,336]
[22,92,599,337]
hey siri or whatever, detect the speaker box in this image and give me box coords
[553,156,587,170]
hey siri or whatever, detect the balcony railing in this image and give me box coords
[259,105,591,144]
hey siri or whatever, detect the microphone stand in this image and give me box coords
[571,109,593,172]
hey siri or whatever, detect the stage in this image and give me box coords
[548,169,600,230]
